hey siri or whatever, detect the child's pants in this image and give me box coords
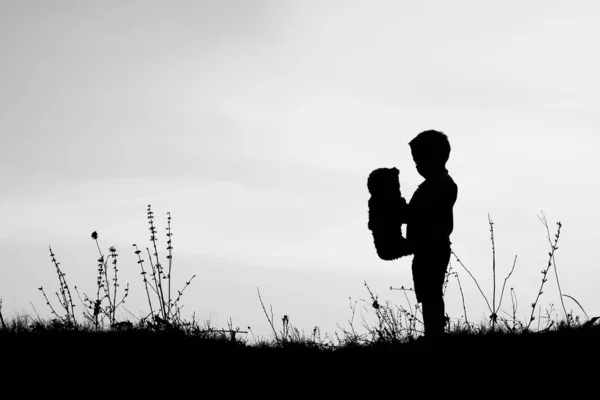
[411,246,451,337]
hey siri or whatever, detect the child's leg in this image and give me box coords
[412,247,451,337]
[422,296,445,337]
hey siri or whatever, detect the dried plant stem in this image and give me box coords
[539,213,568,321]
[46,246,77,325]
[257,287,279,343]
[527,217,562,330]
[489,214,497,329]
[39,287,60,319]
[496,255,517,313]
[94,239,113,315]
[166,212,173,316]
[146,247,167,320]
[511,288,518,326]
[110,247,119,323]
[451,250,493,314]
[562,294,589,320]
[73,286,95,327]
[454,272,469,328]
[130,206,194,327]
[168,275,196,317]
[133,244,156,320]
[147,205,167,320]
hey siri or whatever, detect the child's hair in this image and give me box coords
[409,130,451,165]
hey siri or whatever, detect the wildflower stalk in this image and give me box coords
[489,214,497,330]
[453,272,469,328]
[73,286,97,329]
[527,218,562,330]
[496,255,517,314]
[92,235,114,318]
[39,287,60,319]
[110,246,119,323]
[146,247,166,320]
[133,206,194,327]
[133,244,155,319]
[166,212,173,315]
[88,232,129,327]
[168,275,196,318]
[539,213,568,323]
[147,205,167,321]
[45,246,77,326]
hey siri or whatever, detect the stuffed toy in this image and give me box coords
[367,167,411,261]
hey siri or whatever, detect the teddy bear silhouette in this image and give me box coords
[367,167,411,261]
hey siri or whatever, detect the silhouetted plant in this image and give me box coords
[257,287,283,344]
[539,213,569,322]
[256,286,329,349]
[360,281,424,343]
[357,213,595,341]
[451,214,518,332]
[38,246,78,328]
[335,297,370,347]
[38,205,200,332]
[74,232,130,330]
[133,205,196,329]
[527,215,562,329]
[12,206,598,355]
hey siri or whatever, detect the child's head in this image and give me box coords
[409,130,451,178]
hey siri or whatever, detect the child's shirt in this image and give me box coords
[403,169,458,254]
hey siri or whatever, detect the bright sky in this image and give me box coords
[1,0,599,340]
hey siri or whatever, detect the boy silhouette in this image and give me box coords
[400,130,458,339]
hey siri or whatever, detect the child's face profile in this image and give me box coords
[411,147,439,179]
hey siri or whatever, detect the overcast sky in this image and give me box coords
[1,0,599,339]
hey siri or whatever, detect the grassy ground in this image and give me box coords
[2,308,599,360]
[1,206,598,384]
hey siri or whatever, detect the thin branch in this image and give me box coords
[496,255,518,313]
[527,217,562,330]
[489,214,497,328]
[451,250,493,314]
[454,273,469,328]
[539,212,568,321]
[257,287,279,343]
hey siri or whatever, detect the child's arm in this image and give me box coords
[405,177,458,255]
[415,182,457,241]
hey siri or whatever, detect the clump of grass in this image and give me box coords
[256,287,334,350]
[360,281,422,343]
